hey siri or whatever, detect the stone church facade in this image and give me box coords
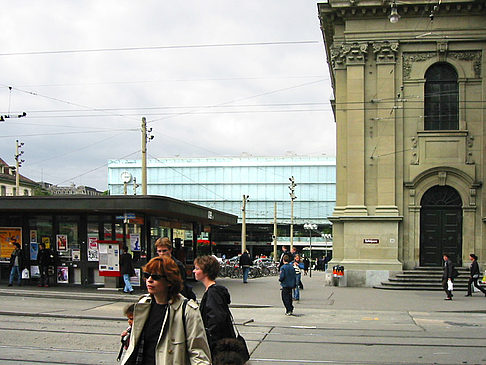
[318,0,486,286]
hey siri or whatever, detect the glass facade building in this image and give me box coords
[108,155,336,225]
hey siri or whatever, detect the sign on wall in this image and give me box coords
[0,227,22,261]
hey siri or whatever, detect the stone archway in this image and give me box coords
[420,185,462,267]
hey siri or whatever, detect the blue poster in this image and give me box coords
[30,243,39,261]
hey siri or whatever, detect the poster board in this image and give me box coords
[0,227,22,261]
[98,240,121,277]
[87,234,99,262]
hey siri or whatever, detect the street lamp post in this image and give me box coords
[304,223,317,277]
[289,176,297,250]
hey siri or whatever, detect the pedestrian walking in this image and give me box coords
[239,250,252,284]
[8,243,24,287]
[120,246,135,294]
[303,256,310,276]
[120,256,211,365]
[155,237,196,300]
[279,254,296,315]
[465,253,486,297]
[293,254,304,301]
[193,255,235,354]
[37,242,54,287]
[442,253,456,300]
[278,246,291,270]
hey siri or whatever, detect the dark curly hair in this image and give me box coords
[143,256,182,301]
[212,338,246,365]
[194,255,220,281]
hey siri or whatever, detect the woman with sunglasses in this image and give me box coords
[193,255,235,353]
[121,255,211,365]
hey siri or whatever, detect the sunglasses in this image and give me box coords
[142,272,166,281]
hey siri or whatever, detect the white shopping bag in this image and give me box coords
[447,280,453,291]
[21,268,30,279]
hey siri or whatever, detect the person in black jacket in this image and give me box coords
[238,250,252,284]
[37,243,53,287]
[193,255,235,353]
[442,253,454,300]
[465,253,486,297]
[8,242,24,287]
[120,246,135,294]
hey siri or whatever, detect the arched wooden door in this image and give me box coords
[420,186,462,267]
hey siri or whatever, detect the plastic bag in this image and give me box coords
[447,280,453,291]
[21,268,30,279]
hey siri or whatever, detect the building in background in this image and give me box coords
[38,182,104,196]
[108,155,336,259]
[0,158,38,196]
[318,0,486,286]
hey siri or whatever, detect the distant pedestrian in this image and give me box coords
[239,250,252,283]
[120,246,135,294]
[279,254,296,315]
[278,246,290,270]
[442,253,455,300]
[37,243,54,287]
[465,254,486,297]
[8,243,24,287]
[293,254,304,301]
[303,256,310,276]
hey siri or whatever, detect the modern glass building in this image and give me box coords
[108,155,336,258]
[108,155,335,224]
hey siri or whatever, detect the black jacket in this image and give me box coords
[120,252,135,276]
[199,284,235,349]
[38,248,54,267]
[239,252,252,267]
[9,248,25,269]
[470,260,481,278]
[442,259,453,280]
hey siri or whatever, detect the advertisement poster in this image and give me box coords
[31,265,40,278]
[87,234,99,262]
[56,234,68,251]
[0,227,22,261]
[30,230,37,243]
[30,243,39,261]
[130,234,141,252]
[129,268,141,287]
[98,242,120,276]
[57,266,69,283]
[72,249,81,261]
[42,237,51,249]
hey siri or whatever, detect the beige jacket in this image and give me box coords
[121,294,211,365]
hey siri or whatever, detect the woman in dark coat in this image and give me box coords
[193,255,235,353]
[465,253,486,297]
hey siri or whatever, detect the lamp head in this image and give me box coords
[389,2,400,23]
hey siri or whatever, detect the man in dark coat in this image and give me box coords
[37,242,54,287]
[442,253,454,300]
[239,250,252,283]
[120,246,135,294]
[9,242,24,287]
[279,254,296,316]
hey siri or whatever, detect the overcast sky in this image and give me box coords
[0,1,334,191]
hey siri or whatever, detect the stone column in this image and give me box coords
[373,41,400,216]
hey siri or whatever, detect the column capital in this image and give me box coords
[372,41,399,64]
[331,42,369,68]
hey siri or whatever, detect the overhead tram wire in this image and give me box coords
[0,40,320,57]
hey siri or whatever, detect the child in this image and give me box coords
[117,303,135,361]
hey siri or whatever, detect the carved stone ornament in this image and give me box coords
[331,42,368,68]
[448,51,482,78]
[470,188,476,207]
[410,137,419,165]
[466,135,475,165]
[438,171,447,186]
[373,41,399,63]
[402,52,436,80]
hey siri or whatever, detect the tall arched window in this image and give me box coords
[424,63,459,130]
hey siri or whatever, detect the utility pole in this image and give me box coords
[273,202,278,263]
[289,176,297,250]
[241,195,249,254]
[141,117,154,195]
[14,140,25,196]
[133,177,140,195]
